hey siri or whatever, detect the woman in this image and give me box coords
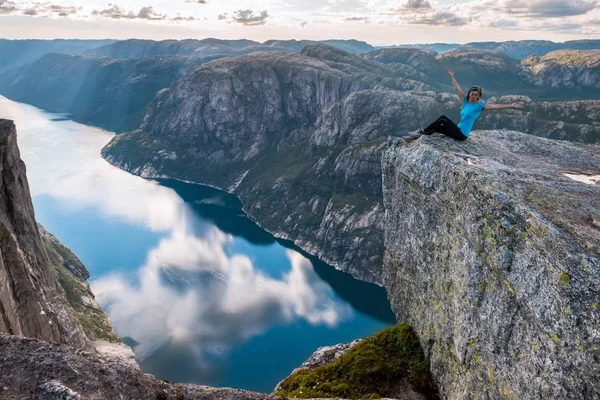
[418,68,525,141]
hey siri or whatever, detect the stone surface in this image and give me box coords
[0,334,282,400]
[0,119,89,350]
[382,130,600,399]
[521,50,600,90]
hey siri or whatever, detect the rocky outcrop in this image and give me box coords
[0,119,89,349]
[459,40,600,60]
[0,53,219,132]
[382,131,600,398]
[100,44,600,284]
[0,333,281,400]
[101,54,441,283]
[521,50,600,92]
[39,224,119,343]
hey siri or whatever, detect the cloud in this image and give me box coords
[232,9,269,26]
[0,0,17,14]
[405,10,467,26]
[300,21,307,28]
[185,0,206,3]
[91,229,351,365]
[345,16,370,21]
[92,5,167,20]
[402,0,432,11]
[91,4,196,22]
[0,0,80,17]
[471,0,599,18]
[217,13,227,20]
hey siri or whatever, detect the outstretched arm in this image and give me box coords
[446,69,465,101]
[484,102,525,110]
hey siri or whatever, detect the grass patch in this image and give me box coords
[75,308,121,343]
[275,323,435,399]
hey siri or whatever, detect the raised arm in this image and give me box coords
[446,68,465,101]
[483,103,525,110]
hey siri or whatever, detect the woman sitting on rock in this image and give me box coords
[418,68,525,141]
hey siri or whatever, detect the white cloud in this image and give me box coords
[0,0,81,16]
[91,230,352,362]
[231,9,270,26]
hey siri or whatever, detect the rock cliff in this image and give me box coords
[382,131,600,398]
[101,45,600,284]
[521,50,600,93]
[101,49,424,284]
[0,119,89,349]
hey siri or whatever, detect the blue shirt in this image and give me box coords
[457,98,485,136]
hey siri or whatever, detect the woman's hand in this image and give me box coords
[511,102,525,109]
[446,68,454,77]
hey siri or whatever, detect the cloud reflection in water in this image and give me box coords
[92,230,352,376]
[2,96,356,386]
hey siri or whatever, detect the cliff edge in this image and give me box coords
[0,119,89,349]
[382,130,600,398]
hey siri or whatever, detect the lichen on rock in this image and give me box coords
[382,130,600,398]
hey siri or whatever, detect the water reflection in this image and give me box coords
[1,96,395,393]
[93,232,351,369]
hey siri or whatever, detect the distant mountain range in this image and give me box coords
[2,38,600,71]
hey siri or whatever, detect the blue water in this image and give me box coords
[1,96,396,393]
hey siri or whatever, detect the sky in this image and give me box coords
[0,0,599,45]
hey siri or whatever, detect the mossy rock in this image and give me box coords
[274,323,437,399]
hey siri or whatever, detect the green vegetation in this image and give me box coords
[559,272,571,286]
[75,308,120,343]
[44,236,120,343]
[275,324,435,399]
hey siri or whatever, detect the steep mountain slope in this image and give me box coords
[101,45,600,283]
[521,50,600,93]
[101,48,426,283]
[382,131,600,398]
[0,120,89,349]
[0,53,218,132]
[0,39,114,69]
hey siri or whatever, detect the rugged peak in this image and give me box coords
[0,119,89,350]
[301,43,353,61]
[382,130,600,398]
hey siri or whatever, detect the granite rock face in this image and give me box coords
[102,59,440,283]
[521,50,600,91]
[0,119,89,349]
[101,45,600,284]
[382,131,600,398]
[101,49,418,284]
[0,334,281,400]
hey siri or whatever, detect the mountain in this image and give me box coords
[0,120,89,349]
[89,38,376,59]
[521,50,600,96]
[382,131,600,398]
[0,119,431,399]
[0,39,114,69]
[100,45,600,285]
[0,53,220,133]
[101,47,423,283]
[89,38,261,59]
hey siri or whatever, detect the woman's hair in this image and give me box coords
[468,86,483,98]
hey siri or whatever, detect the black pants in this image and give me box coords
[423,115,467,141]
